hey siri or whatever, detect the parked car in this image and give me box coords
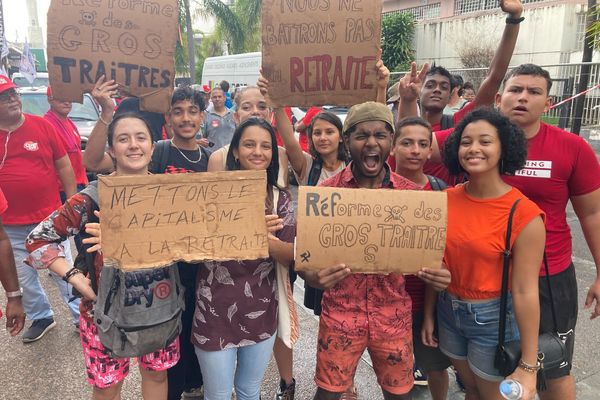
[19,87,100,150]
[11,72,50,88]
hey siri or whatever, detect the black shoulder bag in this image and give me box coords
[494,199,567,390]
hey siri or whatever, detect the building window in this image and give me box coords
[384,3,441,20]
[454,0,549,16]
[575,12,588,49]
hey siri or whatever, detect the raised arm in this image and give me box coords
[83,76,119,172]
[375,58,390,104]
[473,0,523,106]
[397,62,429,121]
[258,75,307,178]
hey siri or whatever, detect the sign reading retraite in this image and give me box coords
[98,171,269,270]
[295,186,447,274]
[261,0,382,107]
[46,0,178,113]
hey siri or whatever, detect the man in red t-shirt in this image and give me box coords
[0,75,77,343]
[0,187,25,336]
[497,64,600,400]
[44,85,89,197]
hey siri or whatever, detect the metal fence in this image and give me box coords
[391,62,600,127]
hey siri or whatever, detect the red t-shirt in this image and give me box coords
[389,102,475,174]
[0,115,67,225]
[503,123,600,276]
[44,111,88,187]
[422,128,460,186]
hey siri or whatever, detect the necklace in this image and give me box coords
[170,140,202,164]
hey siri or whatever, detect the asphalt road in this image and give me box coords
[1,132,600,400]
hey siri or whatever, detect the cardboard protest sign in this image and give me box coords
[295,186,447,274]
[261,0,382,107]
[46,0,178,113]
[98,171,269,270]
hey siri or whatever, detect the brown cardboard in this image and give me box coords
[46,0,178,113]
[295,186,447,274]
[98,171,269,270]
[261,0,382,107]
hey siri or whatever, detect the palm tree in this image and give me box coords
[197,0,261,54]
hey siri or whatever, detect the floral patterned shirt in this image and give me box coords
[319,163,418,340]
[192,187,296,351]
[25,193,100,319]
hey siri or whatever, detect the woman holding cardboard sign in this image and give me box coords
[191,118,296,400]
[434,108,545,400]
[25,99,182,400]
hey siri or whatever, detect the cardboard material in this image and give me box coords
[295,186,447,274]
[98,171,269,270]
[261,0,382,107]
[46,0,178,113]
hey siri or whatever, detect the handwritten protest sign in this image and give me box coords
[46,0,178,113]
[261,0,382,107]
[98,171,269,270]
[295,186,447,274]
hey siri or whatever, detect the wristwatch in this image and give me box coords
[5,288,22,298]
[506,16,525,24]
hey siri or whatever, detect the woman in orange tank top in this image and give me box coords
[428,108,545,400]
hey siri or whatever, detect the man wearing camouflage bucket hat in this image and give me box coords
[300,101,451,399]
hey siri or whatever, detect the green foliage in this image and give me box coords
[381,12,415,72]
[586,5,600,50]
[196,0,261,54]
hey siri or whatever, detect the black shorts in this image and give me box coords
[412,311,451,373]
[539,263,577,379]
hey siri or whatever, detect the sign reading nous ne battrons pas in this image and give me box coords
[98,171,269,270]
[46,0,178,113]
[295,186,447,274]
[261,0,382,107]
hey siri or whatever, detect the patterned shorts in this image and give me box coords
[314,317,414,395]
[79,316,180,389]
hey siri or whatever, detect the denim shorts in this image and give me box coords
[437,291,520,381]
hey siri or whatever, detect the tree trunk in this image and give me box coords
[183,0,195,84]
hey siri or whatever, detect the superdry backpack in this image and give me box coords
[81,181,185,358]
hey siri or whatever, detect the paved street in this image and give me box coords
[1,132,600,399]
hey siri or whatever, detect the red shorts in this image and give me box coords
[79,316,180,389]
[314,317,414,395]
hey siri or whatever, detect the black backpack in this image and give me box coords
[440,114,454,130]
[427,175,448,191]
[150,139,172,174]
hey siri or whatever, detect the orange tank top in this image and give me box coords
[445,186,544,299]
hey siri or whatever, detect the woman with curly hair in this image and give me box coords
[429,108,545,400]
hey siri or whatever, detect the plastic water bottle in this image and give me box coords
[499,379,541,399]
[499,379,523,399]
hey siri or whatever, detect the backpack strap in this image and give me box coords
[150,139,172,174]
[306,158,323,186]
[73,181,100,294]
[426,175,448,191]
[440,114,454,130]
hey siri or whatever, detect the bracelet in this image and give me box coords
[5,289,22,298]
[62,267,82,283]
[98,115,112,126]
[506,16,525,24]
[518,358,541,373]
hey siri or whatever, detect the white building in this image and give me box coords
[383,0,589,68]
